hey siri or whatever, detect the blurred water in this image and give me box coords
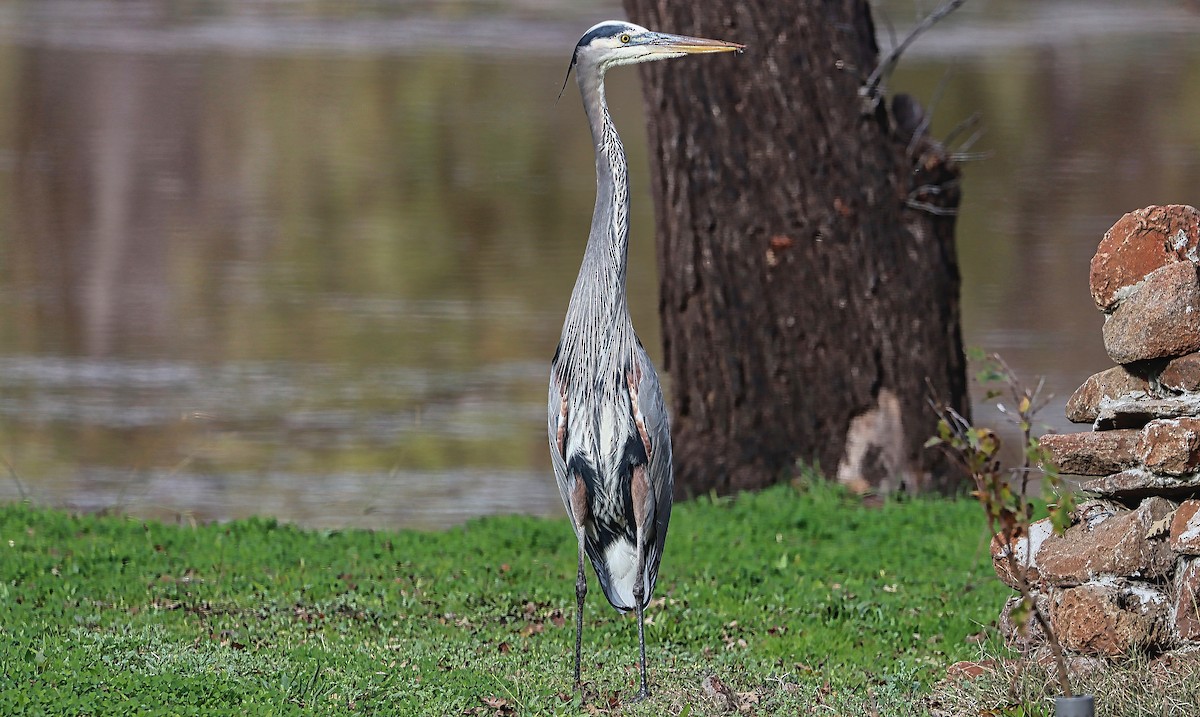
[1,1,1199,528]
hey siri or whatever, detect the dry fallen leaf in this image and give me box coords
[519,622,544,638]
[702,674,736,711]
[1146,512,1174,540]
[473,695,516,716]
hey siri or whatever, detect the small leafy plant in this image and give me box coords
[926,350,1077,699]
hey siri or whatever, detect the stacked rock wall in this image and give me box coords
[994,205,1200,659]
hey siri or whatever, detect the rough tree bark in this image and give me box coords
[621,0,968,495]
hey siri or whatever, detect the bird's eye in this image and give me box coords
[620,34,631,44]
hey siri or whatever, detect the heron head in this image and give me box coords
[564,20,743,85]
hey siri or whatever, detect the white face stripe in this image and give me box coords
[573,21,656,70]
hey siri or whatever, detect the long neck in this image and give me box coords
[564,69,632,334]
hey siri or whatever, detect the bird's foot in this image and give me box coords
[626,686,650,704]
[573,680,596,700]
[572,680,603,709]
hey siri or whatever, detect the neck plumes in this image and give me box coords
[563,69,632,336]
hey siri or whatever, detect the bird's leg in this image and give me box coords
[569,478,589,690]
[574,530,587,689]
[631,523,649,702]
[630,466,651,702]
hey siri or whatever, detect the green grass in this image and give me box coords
[0,479,1010,715]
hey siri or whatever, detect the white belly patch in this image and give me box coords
[603,537,640,611]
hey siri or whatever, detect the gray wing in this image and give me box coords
[633,341,673,593]
[547,362,575,534]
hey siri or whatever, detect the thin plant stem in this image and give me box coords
[927,350,1075,698]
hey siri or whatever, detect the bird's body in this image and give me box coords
[551,303,670,613]
[548,19,742,701]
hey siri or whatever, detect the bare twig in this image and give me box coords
[945,113,984,157]
[948,151,994,163]
[942,111,983,149]
[905,199,959,216]
[863,0,970,101]
[906,178,962,216]
[906,69,955,157]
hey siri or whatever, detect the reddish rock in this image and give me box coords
[1090,204,1200,311]
[1038,430,1139,476]
[1037,496,1175,584]
[1102,261,1200,364]
[1082,469,1200,500]
[945,660,997,681]
[1071,499,1125,529]
[1159,352,1200,393]
[1174,558,1200,642]
[1170,500,1200,554]
[1137,418,1200,475]
[998,590,1053,647]
[1051,580,1169,656]
[991,518,1054,590]
[1065,366,1153,423]
[1095,395,1200,430]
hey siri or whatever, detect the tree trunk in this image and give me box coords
[621,0,968,496]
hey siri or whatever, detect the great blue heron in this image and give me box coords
[548,19,742,701]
